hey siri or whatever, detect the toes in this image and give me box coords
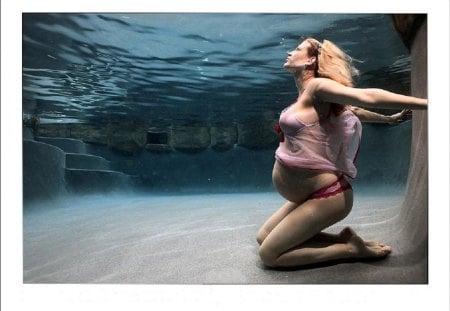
[382,245,392,255]
[370,245,392,257]
[364,240,378,246]
[367,245,392,257]
[365,240,385,247]
[347,234,391,258]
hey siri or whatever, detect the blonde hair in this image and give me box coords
[305,37,359,87]
[305,38,359,115]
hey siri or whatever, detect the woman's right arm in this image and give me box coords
[311,78,427,110]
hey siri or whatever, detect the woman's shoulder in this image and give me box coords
[307,77,336,92]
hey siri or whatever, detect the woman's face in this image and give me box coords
[283,40,312,72]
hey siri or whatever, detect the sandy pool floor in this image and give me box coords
[24,189,421,284]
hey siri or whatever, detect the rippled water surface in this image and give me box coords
[23,13,410,125]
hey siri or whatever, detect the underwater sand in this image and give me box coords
[23,189,417,284]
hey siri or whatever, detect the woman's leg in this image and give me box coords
[257,202,362,246]
[256,201,299,245]
[258,189,391,268]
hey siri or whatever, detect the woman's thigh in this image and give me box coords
[257,201,299,240]
[260,189,353,256]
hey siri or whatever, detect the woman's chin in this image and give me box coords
[283,64,297,73]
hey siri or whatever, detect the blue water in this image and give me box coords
[22,13,416,284]
[23,13,412,197]
[23,13,410,124]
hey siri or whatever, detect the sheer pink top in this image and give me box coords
[275,104,362,179]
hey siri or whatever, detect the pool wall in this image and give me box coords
[23,119,412,203]
[396,17,428,282]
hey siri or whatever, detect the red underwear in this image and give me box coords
[308,175,352,200]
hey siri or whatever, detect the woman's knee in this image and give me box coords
[258,244,279,268]
[256,228,268,245]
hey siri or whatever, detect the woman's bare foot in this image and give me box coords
[340,227,388,248]
[347,233,392,259]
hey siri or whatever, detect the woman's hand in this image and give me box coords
[348,106,411,124]
[388,109,410,125]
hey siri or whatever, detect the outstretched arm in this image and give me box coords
[347,106,410,124]
[311,78,427,110]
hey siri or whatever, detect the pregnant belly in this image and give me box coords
[272,160,340,204]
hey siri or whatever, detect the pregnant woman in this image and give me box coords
[256,37,427,268]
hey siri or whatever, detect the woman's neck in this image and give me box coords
[293,71,314,98]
